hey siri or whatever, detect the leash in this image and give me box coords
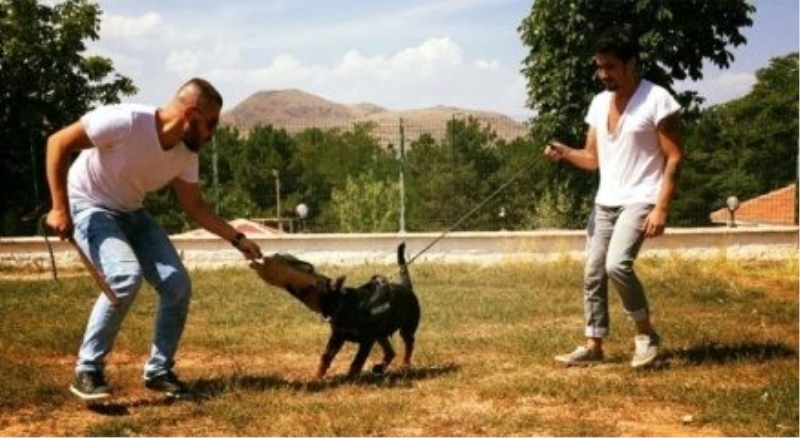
[402,154,542,269]
[40,214,120,305]
[39,215,59,281]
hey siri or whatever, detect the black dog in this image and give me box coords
[251,242,421,380]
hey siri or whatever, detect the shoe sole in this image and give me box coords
[555,357,604,367]
[631,353,659,368]
[70,385,110,401]
[556,361,603,367]
[145,387,193,400]
[145,382,191,399]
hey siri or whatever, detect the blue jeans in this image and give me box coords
[583,203,652,338]
[71,202,191,380]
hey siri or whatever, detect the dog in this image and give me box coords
[250,242,420,380]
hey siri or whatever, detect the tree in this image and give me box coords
[517,0,754,228]
[329,171,399,233]
[405,118,503,231]
[674,53,799,225]
[723,53,798,194]
[0,0,135,235]
[519,0,754,140]
[290,123,392,231]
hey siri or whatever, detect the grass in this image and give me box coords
[0,256,797,436]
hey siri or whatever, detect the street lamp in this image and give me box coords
[296,203,309,233]
[498,206,507,231]
[272,169,281,231]
[398,118,406,233]
[726,195,740,228]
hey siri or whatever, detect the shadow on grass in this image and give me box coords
[663,340,797,366]
[85,394,186,416]
[192,362,461,398]
[82,363,460,416]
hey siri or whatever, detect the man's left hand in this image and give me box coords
[643,209,668,237]
[237,238,263,259]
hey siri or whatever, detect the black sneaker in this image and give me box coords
[145,371,190,397]
[70,371,111,401]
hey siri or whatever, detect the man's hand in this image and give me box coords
[544,141,570,162]
[45,208,73,240]
[236,237,263,260]
[643,208,668,237]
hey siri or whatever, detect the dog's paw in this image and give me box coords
[371,363,387,375]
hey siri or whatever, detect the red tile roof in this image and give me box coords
[710,184,798,226]
[173,218,284,237]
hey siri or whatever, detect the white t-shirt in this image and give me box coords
[68,104,199,212]
[585,79,681,207]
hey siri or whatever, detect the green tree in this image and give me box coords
[231,125,295,216]
[518,0,754,228]
[0,0,135,235]
[291,123,392,231]
[674,53,799,225]
[405,117,503,231]
[724,53,798,194]
[329,170,399,233]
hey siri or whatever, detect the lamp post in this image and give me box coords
[212,134,219,214]
[726,195,740,228]
[498,206,507,231]
[398,118,406,233]
[272,169,282,231]
[296,203,309,233]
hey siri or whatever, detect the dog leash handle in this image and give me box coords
[69,239,121,306]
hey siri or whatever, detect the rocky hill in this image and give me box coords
[221,89,529,145]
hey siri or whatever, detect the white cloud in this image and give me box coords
[87,4,534,118]
[201,36,532,120]
[676,71,755,106]
[391,37,462,76]
[714,71,755,92]
[100,12,163,40]
[165,50,200,77]
[332,37,462,81]
[475,59,500,70]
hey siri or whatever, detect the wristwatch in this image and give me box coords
[231,232,246,249]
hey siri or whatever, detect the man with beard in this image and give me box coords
[544,28,683,368]
[45,78,263,400]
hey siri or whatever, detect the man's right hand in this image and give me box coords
[46,208,73,240]
[544,141,570,162]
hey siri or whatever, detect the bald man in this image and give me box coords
[45,78,262,400]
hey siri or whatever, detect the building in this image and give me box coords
[710,184,798,227]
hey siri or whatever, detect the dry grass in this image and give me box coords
[0,256,797,436]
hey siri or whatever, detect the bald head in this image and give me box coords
[166,78,223,152]
[174,77,223,112]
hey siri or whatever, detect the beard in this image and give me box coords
[183,136,201,153]
[182,120,204,152]
[602,81,619,91]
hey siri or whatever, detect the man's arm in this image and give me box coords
[45,121,94,239]
[543,126,600,171]
[172,178,263,259]
[643,113,684,237]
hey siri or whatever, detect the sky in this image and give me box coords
[83,0,799,121]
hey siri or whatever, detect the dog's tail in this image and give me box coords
[397,241,412,289]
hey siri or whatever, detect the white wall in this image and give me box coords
[1,227,797,272]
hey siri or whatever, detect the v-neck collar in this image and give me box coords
[606,79,643,141]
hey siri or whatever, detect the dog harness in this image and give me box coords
[326,276,395,337]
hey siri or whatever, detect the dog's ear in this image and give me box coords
[333,276,346,291]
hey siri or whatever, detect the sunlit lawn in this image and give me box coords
[0,255,797,436]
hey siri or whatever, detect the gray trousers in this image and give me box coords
[583,203,653,338]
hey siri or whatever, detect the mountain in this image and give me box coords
[221,89,529,145]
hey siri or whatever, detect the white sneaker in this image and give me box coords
[555,346,604,366]
[631,332,661,368]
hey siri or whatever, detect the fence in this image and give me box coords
[2,227,796,273]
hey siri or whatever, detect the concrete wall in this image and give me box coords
[1,226,796,272]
